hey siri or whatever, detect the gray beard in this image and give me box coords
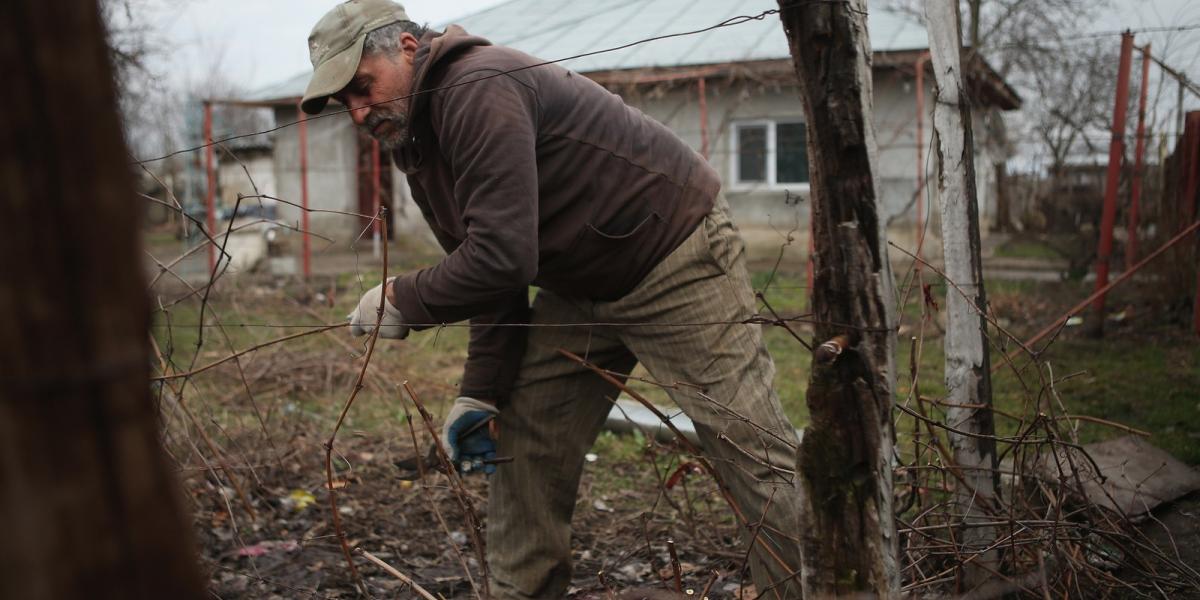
[365,111,408,151]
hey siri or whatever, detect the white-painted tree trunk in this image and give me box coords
[924,0,1001,587]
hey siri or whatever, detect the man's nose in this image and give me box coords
[348,102,369,126]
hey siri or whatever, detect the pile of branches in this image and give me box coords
[138,162,1198,599]
[894,354,1199,598]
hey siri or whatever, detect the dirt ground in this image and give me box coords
[150,230,1199,598]
[190,431,748,599]
[188,424,1200,599]
[1117,493,1200,600]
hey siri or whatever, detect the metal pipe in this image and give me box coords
[1179,80,1187,143]
[591,65,724,86]
[602,399,805,449]
[1185,112,1200,227]
[1158,133,1169,226]
[1185,112,1200,336]
[203,101,216,274]
[298,103,312,280]
[1015,219,1200,358]
[372,138,382,259]
[1127,43,1151,269]
[1139,52,1200,99]
[1091,31,1134,326]
[698,77,709,160]
[914,51,931,269]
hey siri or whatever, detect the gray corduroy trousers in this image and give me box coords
[488,196,803,599]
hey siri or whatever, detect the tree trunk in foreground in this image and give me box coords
[0,1,206,598]
[924,0,1001,587]
[777,0,901,595]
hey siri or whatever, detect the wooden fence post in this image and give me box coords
[776,0,901,595]
[925,0,1001,586]
[0,1,206,598]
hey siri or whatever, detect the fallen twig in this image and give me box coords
[355,547,439,600]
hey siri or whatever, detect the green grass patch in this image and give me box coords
[157,264,1199,485]
[1028,337,1200,463]
[994,237,1063,260]
[751,270,809,314]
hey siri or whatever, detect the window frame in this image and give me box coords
[729,118,811,192]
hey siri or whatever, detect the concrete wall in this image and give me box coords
[217,151,276,209]
[388,155,439,246]
[271,105,360,242]
[264,66,1010,249]
[617,70,1008,237]
[270,105,434,247]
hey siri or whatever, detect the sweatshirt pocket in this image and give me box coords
[537,211,665,301]
[585,211,662,240]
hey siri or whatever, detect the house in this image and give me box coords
[216,135,276,213]
[238,0,1020,247]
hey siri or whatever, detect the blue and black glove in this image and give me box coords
[441,397,499,475]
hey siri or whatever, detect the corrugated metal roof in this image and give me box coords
[457,0,928,72]
[249,71,310,103]
[251,0,928,102]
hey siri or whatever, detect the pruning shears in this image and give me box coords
[393,415,512,480]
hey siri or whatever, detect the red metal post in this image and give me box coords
[203,101,217,274]
[1010,219,1200,363]
[371,137,382,258]
[1127,44,1151,269]
[1091,31,1134,323]
[914,52,931,268]
[298,104,312,280]
[698,77,709,160]
[1186,112,1200,336]
[1185,112,1200,227]
[1194,263,1200,337]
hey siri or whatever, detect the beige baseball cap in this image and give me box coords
[301,0,410,115]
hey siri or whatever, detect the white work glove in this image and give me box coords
[347,279,410,339]
[441,397,500,475]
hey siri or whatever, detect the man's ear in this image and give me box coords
[400,31,420,57]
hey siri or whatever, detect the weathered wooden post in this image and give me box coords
[924,0,1001,585]
[776,0,901,595]
[0,1,206,597]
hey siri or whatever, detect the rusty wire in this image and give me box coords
[146,176,1199,597]
[139,65,1200,598]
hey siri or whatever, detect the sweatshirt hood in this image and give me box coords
[393,25,491,173]
[408,26,492,128]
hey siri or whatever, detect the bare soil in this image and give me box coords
[190,432,748,599]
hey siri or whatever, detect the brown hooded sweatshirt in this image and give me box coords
[390,27,720,401]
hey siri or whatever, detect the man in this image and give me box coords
[303,1,802,597]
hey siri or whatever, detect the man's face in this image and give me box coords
[334,32,419,151]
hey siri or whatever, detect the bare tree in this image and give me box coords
[0,0,205,597]
[882,0,1111,79]
[925,0,1001,586]
[885,0,1117,176]
[102,0,174,157]
[776,0,901,595]
[1029,46,1119,173]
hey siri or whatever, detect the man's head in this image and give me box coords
[302,0,427,150]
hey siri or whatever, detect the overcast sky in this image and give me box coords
[130,0,1200,168]
[140,0,509,93]
[140,0,1199,94]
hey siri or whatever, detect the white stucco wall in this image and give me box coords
[269,105,434,247]
[271,105,359,241]
[262,67,1009,248]
[217,152,276,209]
[615,70,1008,235]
